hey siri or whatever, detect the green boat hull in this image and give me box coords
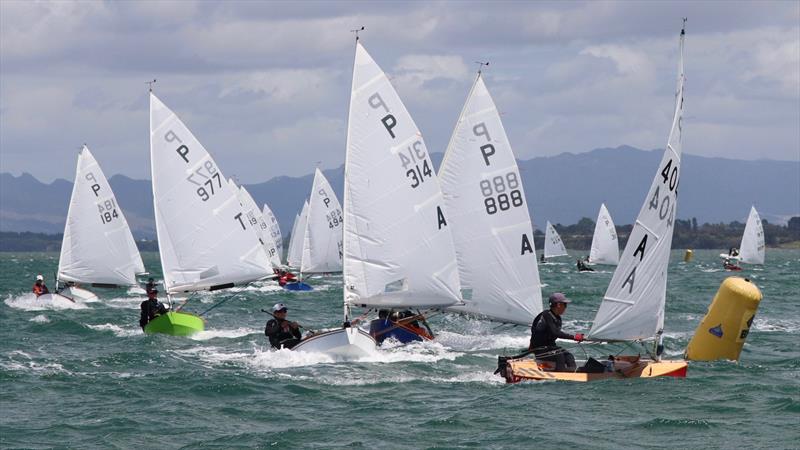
[144,312,204,336]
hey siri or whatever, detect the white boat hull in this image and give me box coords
[37,293,77,303]
[292,327,376,359]
[719,253,741,261]
[57,286,98,302]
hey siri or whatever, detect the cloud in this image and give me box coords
[1,0,798,184]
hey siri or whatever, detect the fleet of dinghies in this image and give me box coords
[35,21,766,374]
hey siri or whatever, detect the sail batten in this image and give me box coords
[439,73,543,325]
[343,41,461,310]
[589,24,686,341]
[57,145,145,286]
[149,92,271,294]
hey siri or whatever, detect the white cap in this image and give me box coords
[36,275,44,281]
[272,302,287,312]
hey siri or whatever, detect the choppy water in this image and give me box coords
[1,250,798,449]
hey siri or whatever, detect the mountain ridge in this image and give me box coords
[2,145,797,239]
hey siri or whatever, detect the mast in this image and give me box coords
[588,19,686,345]
[342,27,363,324]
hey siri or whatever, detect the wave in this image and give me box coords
[4,293,88,311]
[189,327,257,341]
[85,323,141,337]
[29,314,50,323]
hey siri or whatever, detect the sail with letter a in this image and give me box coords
[439,72,542,324]
[342,40,461,309]
[589,24,686,341]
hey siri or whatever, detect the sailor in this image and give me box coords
[729,247,739,257]
[32,275,49,297]
[145,278,157,294]
[529,292,584,371]
[368,310,393,344]
[576,258,594,272]
[265,303,302,349]
[139,288,168,329]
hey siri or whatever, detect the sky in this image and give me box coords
[1,0,798,183]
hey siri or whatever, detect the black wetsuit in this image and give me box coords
[577,260,594,272]
[139,298,167,328]
[265,318,302,349]
[530,310,577,371]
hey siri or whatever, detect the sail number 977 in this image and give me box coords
[186,161,222,202]
[481,172,523,215]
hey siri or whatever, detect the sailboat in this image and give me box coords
[261,203,283,263]
[720,206,765,267]
[438,69,543,325]
[286,200,309,268]
[234,183,282,269]
[292,37,462,356]
[542,220,568,260]
[300,168,344,274]
[48,145,145,303]
[498,21,689,382]
[146,91,273,336]
[587,203,620,266]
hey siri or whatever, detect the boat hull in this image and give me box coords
[58,286,98,302]
[37,293,78,303]
[144,312,205,336]
[292,327,376,359]
[501,357,687,383]
[283,282,313,291]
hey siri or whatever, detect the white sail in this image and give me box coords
[543,221,568,258]
[261,203,283,263]
[287,200,309,268]
[301,168,344,273]
[286,212,300,266]
[588,203,620,265]
[57,145,145,286]
[439,73,542,325]
[739,206,765,265]
[149,92,271,294]
[589,25,686,341]
[237,185,281,268]
[343,41,461,309]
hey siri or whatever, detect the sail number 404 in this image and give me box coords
[481,172,523,215]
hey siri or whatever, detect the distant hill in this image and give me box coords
[2,146,798,239]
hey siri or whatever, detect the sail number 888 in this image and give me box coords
[480,172,523,215]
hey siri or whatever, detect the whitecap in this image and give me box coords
[189,327,257,341]
[85,323,141,337]
[29,314,50,323]
[4,293,88,310]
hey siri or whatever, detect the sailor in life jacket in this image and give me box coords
[139,288,168,329]
[265,303,302,349]
[529,293,585,371]
[32,275,49,297]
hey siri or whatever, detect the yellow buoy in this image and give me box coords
[683,249,694,262]
[686,277,762,361]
